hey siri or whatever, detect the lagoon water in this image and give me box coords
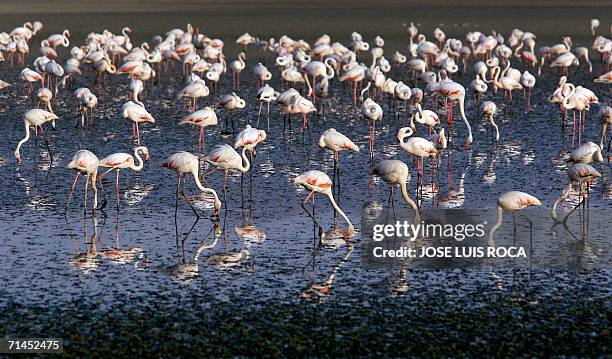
[0,2,609,356]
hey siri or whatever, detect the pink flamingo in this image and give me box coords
[14,109,58,164]
[122,101,155,143]
[371,160,420,223]
[98,146,150,208]
[66,150,100,214]
[178,107,218,150]
[162,151,221,217]
[488,191,541,247]
[293,170,354,238]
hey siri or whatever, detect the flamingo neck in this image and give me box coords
[326,190,354,234]
[131,149,145,171]
[487,205,504,247]
[551,183,572,221]
[400,181,420,224]
[15,119,31,160]
[240,146,251,172]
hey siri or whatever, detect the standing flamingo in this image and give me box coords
[205,144,251,193]
[122,101,155,143]
[361,97,383,156]
[551,163,601,222]
[437,80,474,147]
[568,142,603,163]
[229,52,246,88]
[219,92,246,133]
[14,109,58,164]
[488,191,541,247]
[293,170,354,238]
[520,70,536,111]
[397,127,438,202]
[162,151,221,217]
[371,160,420,223]
[66,150,100,214]
[178,107,218,150]
[98,146,150,208]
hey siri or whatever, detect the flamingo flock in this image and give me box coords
[1,17,609,246]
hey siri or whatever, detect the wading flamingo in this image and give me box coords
[66,150,100,214]
[294,170,354,238]
[371,160,420,223]
[178,107,218,150]
[162,151,221,217]
[551,163,601,222]
[15,109,58,164]
[99,146,150,208]
[488,191,541,247]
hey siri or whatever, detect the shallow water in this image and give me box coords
[0,4,610,355]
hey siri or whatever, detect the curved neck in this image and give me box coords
[326,190,354,233]
[15,120,31,159]
[457,94,473,144]
[239,146,250,172]
[400,181,420,224]
[487,205,504,247]
[131,149,145,171]
[551,183,572,221]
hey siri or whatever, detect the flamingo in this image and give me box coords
[361,97,383,156]
[253,62,272,87]
[79,92,98,126]
[491,65,522,101]
[287,95,316,130]
[14,109,58,164]
[162,151,221,217]
[36,87,54,113]
[20,68,44,93]
[319,128,359,202]
[397,127,438,200]
[178,107,218,150]
[66,150,100,214]
[219,92,246,133]
[488,191,541,247]
[371,160,420,224]
[177,76,209,111]
[234,124,267,157]
[568,142,603,163]
[410,103,440,133]
[256,84,278,120]
[551,163,601,222]
[98,146,150,208]
[339,64,366,107]
[598,106,612,152]
[129,78,144,106]
[229,52,246,88]
[437,81,474,147]
[293,170,354,238]
[470,74,488,105]
[520,70,536,111]
[122,101,155,143]
[480,101,500,142]
[204,144,251,192]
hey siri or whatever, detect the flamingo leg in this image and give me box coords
[83,174,89,216]
[65,172,81,213]
[115,170,120,209]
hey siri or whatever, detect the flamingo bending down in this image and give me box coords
[162,151,221,217]
[568,142,603,163]
[293,170,354,238]
[488,191,541,247]
[178,107,218,150]
[66,150,100,214]
[98,146,150,208]
[14,109,58,164]
[598,106,612,151]
[371,160,420,224]
[437,81,474,147]
[551,163,601,222]
[480,101,500,142]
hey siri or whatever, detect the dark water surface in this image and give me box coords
[0,4,610,356]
